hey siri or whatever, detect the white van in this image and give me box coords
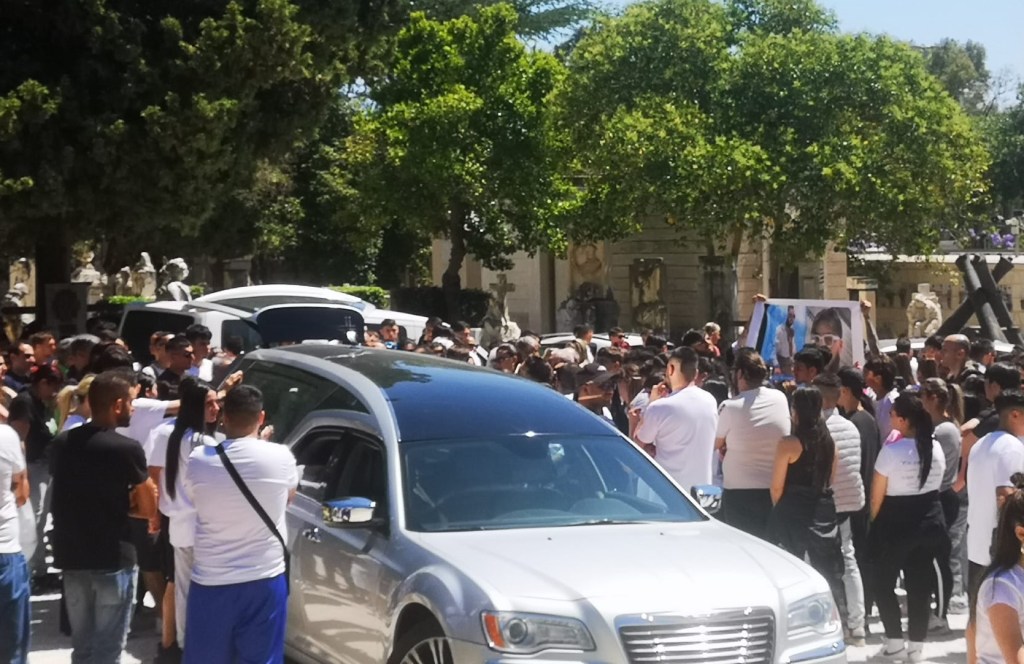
[118,285,428,364]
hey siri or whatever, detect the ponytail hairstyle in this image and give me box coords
[165,377,213,500]
[791,386,836,494]
[837,367,875,416]
[920,378,965,425]
[55,374,95,429]
[892,392,935,489]
[985,473,1024,581]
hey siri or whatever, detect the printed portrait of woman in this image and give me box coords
[807,306,853,371]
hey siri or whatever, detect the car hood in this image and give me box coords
[413,521,820,613]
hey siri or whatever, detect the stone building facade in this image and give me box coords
[432,215,849,338]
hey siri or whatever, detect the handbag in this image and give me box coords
[214,442,290,594]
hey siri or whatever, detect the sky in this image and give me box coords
[820,0,1023,89]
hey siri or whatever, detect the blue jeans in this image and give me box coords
[0,552,30,664]
[64,566,138,664]
[184,574,287,664]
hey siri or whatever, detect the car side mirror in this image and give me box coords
[691,484,723,515]
[322,497,380,528]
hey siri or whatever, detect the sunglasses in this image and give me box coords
[810,334,840,347]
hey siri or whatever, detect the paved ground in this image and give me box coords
[27,590,969,664]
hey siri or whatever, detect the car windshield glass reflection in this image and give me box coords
[401,436,705,532]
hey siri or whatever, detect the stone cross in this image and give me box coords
[490,274,515,320]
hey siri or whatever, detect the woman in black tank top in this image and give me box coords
[768,386,848,629]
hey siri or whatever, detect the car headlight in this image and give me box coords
[481,611,596,654]
[787,593,841,637]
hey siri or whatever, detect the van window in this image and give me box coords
[120,310,195,364]
[243,360,367,443]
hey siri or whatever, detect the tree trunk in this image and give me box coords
[34,224,73,327]
[442,206,468,322]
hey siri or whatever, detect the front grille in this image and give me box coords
[619,607,775,664]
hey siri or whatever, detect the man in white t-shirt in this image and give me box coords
[0,424,29,662]
[715,349,790,540]
[184,385,298,663]
[635,347,718,491]
[967,391,1024,637]
[185,324,214,382]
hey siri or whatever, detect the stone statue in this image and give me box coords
[906,285,943,337]
[8,258,34,307]
[132,252,158,299]
[157,257,192,302]
[112,266,133,297]
[479,274,521,349]
[71,250,107,304]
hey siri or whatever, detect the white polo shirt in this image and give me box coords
[968,431,1024,565]
[635,385,718,490]
[185,436,298,586]
[0,425,25,554]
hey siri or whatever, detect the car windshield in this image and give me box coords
[401,435,705,532]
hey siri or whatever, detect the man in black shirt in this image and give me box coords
[3,342,34,394]
[50,370,157,663]
[8,364,61,578]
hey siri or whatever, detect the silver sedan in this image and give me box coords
[231,345,846,664]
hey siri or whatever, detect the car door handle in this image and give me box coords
[302,527,321,543]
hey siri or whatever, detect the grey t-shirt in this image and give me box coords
[934,420,961,491]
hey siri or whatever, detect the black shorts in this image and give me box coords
[968,560,987,623]
[157,514,175,581]
[129,517,163,573]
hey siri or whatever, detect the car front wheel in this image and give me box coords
[390,622,454,664]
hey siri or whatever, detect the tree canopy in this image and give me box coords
[346,4,567,315]
[0,0,398,284]
[553,0,990,262]
[921,39,992,116]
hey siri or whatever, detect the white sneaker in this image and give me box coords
[848,627,867,647]
[949,593,969,615]
[907,648,924,663]
[872,645,907,661]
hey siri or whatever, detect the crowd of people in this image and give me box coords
[0,323,294,664]
[407,306,1024,664]
[5,302,1024,663]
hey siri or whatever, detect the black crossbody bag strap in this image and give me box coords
[214,443,290,595]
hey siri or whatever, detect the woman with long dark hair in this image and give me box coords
[972,473,1024,664]
[870,393,949,663]
[921,378,964,631]
[768,386,848,628]
[148,377,221,653]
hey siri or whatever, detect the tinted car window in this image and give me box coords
[293,430,357,502]
[243,361,366,443]
[221,319,262,353]
[120,310,195,364]
[401,435,704,532]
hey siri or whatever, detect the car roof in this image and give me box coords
[197,284,364,305]
[263,345,617,442]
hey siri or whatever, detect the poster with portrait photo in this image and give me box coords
[746,299,865,373]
